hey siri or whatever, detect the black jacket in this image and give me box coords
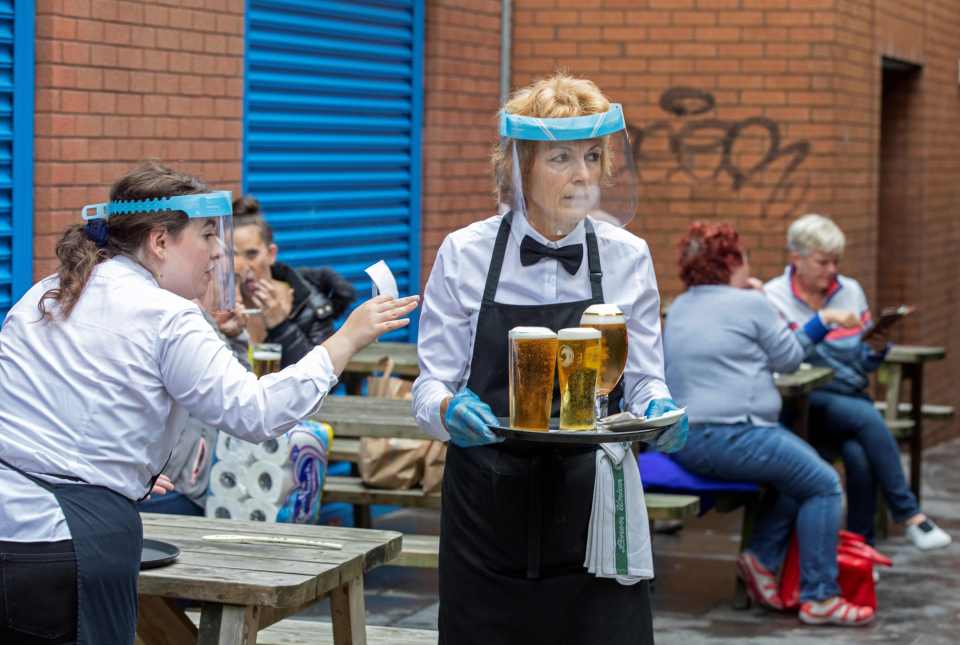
[265,262,356,367]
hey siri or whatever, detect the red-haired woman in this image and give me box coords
[663,222,873,626]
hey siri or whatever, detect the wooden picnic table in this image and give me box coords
[342,343,835,441]
[136,513,402,645]
[881,345,947,500]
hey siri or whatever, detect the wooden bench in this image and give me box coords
[324,475,440,510]
[186,614,437,645]
[874,401,955,421]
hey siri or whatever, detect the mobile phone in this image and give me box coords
[861,305,914,341]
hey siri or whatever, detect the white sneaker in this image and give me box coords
[906,519,952,550]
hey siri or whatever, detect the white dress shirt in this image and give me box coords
[0,256,338,541]
[412,211,671,440]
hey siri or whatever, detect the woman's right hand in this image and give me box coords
[322,295,420,374]
[820,309,860,328]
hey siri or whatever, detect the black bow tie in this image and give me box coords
[519,235,583,275]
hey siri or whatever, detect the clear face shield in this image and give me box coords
[81,191,236,314]
[498,104,638,237]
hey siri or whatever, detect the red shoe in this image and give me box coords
[736,551,784,610]
[799,597,875,626]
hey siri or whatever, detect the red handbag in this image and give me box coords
[778,530,892,610]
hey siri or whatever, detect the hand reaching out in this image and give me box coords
[322,295,420,374]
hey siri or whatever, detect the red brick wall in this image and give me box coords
[33,0,244,278]
[508,0,960,441]
[872,0,960,445]
[419,0,503,280]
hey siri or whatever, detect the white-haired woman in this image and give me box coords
[764,214,950,551]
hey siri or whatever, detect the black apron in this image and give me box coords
[0,456,143,645]
[438,212,653,645]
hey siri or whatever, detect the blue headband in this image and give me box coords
[499,104,625,141]
[80,190,233,221]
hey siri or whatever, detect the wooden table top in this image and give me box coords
[315,395,421,439]
[885,344,947,364]
[773,366,834,396]
[138,514,402,607]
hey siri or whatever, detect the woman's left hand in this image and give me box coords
[150,474,175,497]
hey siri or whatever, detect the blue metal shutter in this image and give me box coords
[244,0,424,340]
[0,0,33,323]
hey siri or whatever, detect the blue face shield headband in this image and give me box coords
[499,103,626,141]
[497,104,638,231]
[81,190,233,221]
[79,190,236,313]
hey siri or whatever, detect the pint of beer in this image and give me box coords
[580,304,628,396]
[508,327,558,431]
[251,342,282,378]
[557,328,601,430]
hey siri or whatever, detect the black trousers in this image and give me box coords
[0,539,77,644]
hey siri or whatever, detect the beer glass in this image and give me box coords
[580,304,628,418]
[508,327,558,431]
[557,328,602,431]
[251,342,282,378]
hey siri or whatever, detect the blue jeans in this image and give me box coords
[137,491,204,516]
[674,422,842,601]
[809,390,921,542]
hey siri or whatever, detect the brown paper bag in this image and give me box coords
[359,357,425,489]
[359,437,427,490]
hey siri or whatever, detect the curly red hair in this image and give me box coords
[678,222,744,287]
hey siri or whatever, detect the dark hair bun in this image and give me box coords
[232,195,262,218]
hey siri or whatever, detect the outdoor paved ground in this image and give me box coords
[301,438,960,643]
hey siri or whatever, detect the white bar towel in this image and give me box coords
[584,442,654,585]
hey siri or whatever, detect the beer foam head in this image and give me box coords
[252,350,282,361]
[581,303,625,325]
[557,327,601,340]
[509,326,557,340]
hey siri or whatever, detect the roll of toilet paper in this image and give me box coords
[206,494,245,520]
[209,459,249,500]
[252,426,329,467]
[216,433,255,465]
[244,461,295,505]
[238,497,279,523]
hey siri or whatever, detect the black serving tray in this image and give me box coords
[489,420,667,445]
[141,538,180,570]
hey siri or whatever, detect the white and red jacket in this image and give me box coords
[764,266,886,394]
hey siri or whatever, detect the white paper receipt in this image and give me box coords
[364,260,399,299]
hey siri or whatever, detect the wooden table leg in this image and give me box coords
[907,364,924,502]
[198,603,261,645]
[137,596,198,645]
[784,393,811,442]
[331,577,367,645]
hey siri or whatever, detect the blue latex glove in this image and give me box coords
[645,398,688,454]
[444,388,503,447]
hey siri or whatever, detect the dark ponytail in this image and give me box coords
[38,161,210,321]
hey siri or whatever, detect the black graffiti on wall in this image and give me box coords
[627,87,811,217]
